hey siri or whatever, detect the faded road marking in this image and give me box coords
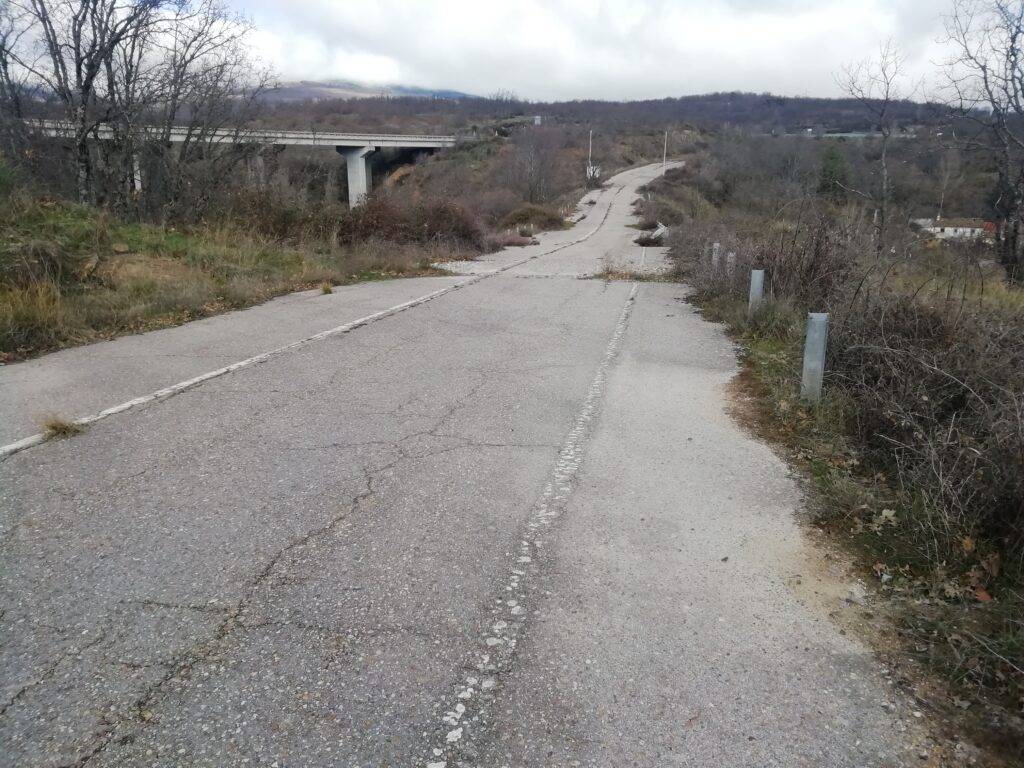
[1,181,632,461]
[422,282,641,767]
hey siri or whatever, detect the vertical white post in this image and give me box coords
[801,313,829,402]
[662,129,668,174]
[726,251,736,276]
[748,269,765,317]
[132,153,143,194]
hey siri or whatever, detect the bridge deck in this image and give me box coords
[30,120,457,149]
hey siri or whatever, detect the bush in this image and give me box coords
[0,239,86,288]
[484,232,535,252]
[500,204,566,231]
[232,194,485,251]
[832,293,1024,566]
[0,282,68,353]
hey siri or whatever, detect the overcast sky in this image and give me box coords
[236,0,950,101]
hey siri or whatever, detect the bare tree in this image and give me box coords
[0,3,33,159]
[838,40,910,257]
[0,0,270,217]
[937,146,963,220]
[5,0,167,202]
[943,0,1024,280]
[103,0,271,218]
[502,126,564,204]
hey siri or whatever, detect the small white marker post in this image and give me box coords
[748,269,765,317]
[801,313,829,402]
[726,251,737,275]
[711,242,721,272]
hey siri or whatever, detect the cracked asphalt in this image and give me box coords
[1,164,930,767]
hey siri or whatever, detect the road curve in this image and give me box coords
[0,164,930,767]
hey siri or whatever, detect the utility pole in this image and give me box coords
[662,129,668,174]
[588,129,593,168]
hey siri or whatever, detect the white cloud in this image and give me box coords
[236,0,950,100]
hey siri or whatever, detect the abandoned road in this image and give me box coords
[1,164,931,767]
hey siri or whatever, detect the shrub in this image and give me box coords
[484,232,535,252]
[0,239,86,288]
[500,204,566,231]
[0,281,68,353]
[413,200,485,249]
[832,292,1024,567]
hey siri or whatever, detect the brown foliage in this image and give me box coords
[833,292,1024,566]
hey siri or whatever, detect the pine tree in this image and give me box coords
[818,144,849,206]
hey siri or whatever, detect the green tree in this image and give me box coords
[818,144,849,205]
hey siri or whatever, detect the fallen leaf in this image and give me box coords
[973,587,993,603]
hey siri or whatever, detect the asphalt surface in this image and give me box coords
[1,164,929,767]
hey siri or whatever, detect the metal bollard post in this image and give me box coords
[801,313,829,402]
[748,269,765,317]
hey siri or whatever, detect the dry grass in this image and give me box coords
[484,232,537,252]
[0,198,451,359]
[40,416,86,439]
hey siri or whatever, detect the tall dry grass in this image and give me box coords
[0,191,466,358]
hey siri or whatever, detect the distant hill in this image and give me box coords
[263,80,473,103]
[257,86,945,135]
[534,92,946,133]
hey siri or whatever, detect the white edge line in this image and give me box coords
[0,280,470,460]
[1,166,657,461]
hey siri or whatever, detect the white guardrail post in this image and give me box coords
[748,269,765,317]
[800,312,829,402]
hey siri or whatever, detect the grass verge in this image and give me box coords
[0,198,455,359]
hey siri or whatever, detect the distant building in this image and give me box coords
[911,217,993,241]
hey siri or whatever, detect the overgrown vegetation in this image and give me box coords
[40,416,86,439]
[647,131,1023,754]
[0,181,469,358]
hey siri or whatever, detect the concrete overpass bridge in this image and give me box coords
[31,120,458,207]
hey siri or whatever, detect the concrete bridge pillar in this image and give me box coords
[247,152,266,186]
[338,145,374,207]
